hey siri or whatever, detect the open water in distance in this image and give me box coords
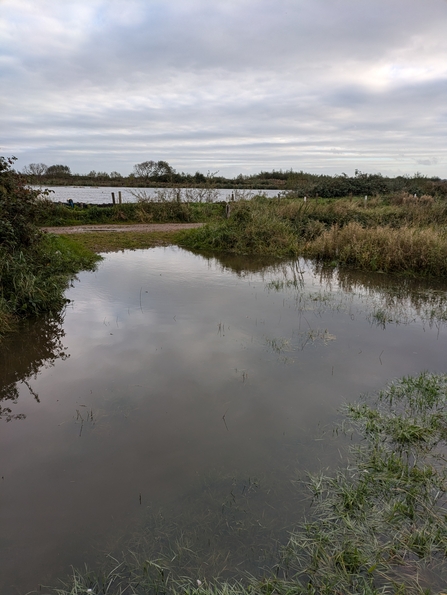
[2,248,447,593]
[32,186,281,204]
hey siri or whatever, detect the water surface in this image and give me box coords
[1,248,447,593]
[32,186,280,204]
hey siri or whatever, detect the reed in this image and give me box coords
[305,222,447,276]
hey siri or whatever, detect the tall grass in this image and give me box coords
[179,196,447,276]
[305,222,447,276]
[181,200,300,256]
[0,234,100,337]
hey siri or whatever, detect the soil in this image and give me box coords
[42,223,204,234]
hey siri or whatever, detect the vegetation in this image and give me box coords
[34,193,224,226]
[44,372,447,594]
[62,230,186,252]
[179,194,447,277]
[0,157,100,338]
[20,160,447,195]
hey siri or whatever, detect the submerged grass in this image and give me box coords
[61,230,185,252]
[44,372,447,595]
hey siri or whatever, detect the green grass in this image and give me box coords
[35,199,226,226]
[0,234,101,338]
[60,230,185,252]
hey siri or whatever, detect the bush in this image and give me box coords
[0,157,100,337]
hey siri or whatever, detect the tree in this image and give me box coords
[133,160,174,181]
[22,163,48,177]
[46,164,71,177]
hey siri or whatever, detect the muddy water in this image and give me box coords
[2,248,447,593]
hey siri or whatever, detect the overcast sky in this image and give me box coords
[1,0,446,177]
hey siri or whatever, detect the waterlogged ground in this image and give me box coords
[2,248,447,593]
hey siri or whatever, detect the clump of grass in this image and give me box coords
[282,372,447,594]
[179,198,300,256]
[0,234,100,337]
[304,222,447,276]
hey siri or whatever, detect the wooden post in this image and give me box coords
[225,203,231,218]
[118,191,122,205]
[111,192,116,205]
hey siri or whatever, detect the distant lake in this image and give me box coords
[32,186,281,204]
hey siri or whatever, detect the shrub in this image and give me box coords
[0,156,100,337]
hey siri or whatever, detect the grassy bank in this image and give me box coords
[35,197,225,226]
[178,195,447,276]
[45,372,447,595]
[0,234,100,337]
[0,157,100,339]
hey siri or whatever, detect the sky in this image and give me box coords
[1,0,446,177]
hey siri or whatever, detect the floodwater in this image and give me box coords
[2,248,447,593]
[32,186,281,204]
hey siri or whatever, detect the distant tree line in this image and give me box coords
[19,161,447,197]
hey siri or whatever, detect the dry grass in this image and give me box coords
[304,222,447,276]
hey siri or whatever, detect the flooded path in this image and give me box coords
[1,247,447,593]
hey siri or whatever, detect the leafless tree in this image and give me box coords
[22,163,48,177]
[133,160,174,181]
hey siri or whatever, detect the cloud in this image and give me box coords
[1,0,447,175]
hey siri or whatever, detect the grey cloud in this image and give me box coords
[1,0,447,176]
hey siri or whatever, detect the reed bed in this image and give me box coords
[304,223,447,276]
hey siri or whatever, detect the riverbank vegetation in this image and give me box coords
[20,160,447,195]
[34,192,224,226]
[0,157,100,338]
[179,194,447,277]
[35,187,447,277]
[46,372,447,595]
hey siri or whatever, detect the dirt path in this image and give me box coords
[41,223,204,234]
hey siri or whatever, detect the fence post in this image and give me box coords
[118,191,122,205]
[111,192,116,205]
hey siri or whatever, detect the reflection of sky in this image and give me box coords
[2,247,447,593]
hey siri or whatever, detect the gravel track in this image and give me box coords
[41,223,204,234]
